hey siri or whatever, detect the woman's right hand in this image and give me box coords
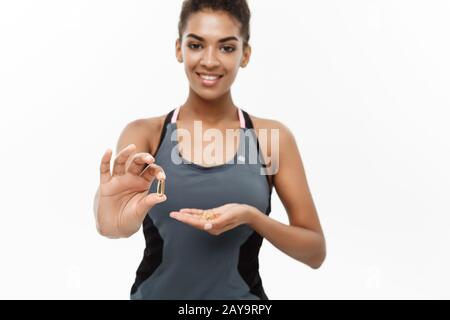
[95,143,167,238]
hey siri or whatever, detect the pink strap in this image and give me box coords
[171,106,181,123]
[238,108,246,129]
[171,105,246,129]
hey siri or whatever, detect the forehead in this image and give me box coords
[184,10,241,39]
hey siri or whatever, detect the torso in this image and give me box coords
[130,108,273,300]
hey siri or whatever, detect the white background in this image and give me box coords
[0,0,449,299]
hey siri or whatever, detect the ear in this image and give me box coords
[175,38,183,63]
[241,44,252,68]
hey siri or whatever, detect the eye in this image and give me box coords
[188,43,202,50]
[221,46,236,53]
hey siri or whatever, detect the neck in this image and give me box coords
[180,88,237,125]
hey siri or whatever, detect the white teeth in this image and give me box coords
[199,74,221,80]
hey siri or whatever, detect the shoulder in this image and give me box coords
[247,114,298,183]
[117,113,168,155]
[248,114,296,145]
[141,114,168,155]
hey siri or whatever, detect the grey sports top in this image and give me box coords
[130,106,273,300]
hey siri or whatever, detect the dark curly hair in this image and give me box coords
[178,0,251,48]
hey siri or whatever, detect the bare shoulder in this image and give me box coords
[117,114,167,155]
[248,114,295,145]
[248,114,296,186]
[140,114,167,155]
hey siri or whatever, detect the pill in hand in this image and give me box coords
[157,179,165,197]
[202,210,217,221]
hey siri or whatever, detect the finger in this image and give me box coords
[112,144,136,176]
[179,208,205,216]
[172,210,204,219]
[207,213,230,230]
[204,222,213,230]
[140,163,166,182]
[126,152,154,175]
[205,219,233,232]
[170,211,205,230]
[135,192,167,220]
[100,148,113,184]
[179,211,204,220]
[180,208,218,222]
[171,211,221,231]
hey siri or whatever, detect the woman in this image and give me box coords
[94,0,326,300]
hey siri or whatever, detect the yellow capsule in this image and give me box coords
[157,179,165,196]
[202,210,217,221]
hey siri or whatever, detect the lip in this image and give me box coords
[196,72,224,87]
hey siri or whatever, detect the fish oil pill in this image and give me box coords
[157,179,165,197]
[202,210,217,221]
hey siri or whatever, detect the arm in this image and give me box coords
[247,121,326,269]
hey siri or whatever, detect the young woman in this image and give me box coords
[94,0,326,300]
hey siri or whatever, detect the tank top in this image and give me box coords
[130,106,273,300]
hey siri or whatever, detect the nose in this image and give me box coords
[200,46,220,68]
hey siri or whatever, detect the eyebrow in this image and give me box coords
[186,33,239,43]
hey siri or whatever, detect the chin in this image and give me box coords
[191,87,227,100]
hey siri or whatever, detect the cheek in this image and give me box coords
[183,55,196,68]
[183,62,197,80]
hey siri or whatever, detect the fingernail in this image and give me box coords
[145,155,153,161]
[204,223,212,230]
[157,172,166,180]
[170,212,177,218]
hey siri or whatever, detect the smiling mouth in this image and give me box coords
[195,73,224,86]
[196,73,224,80]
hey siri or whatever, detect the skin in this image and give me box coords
[94,9,326,269]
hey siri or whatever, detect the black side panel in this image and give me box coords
[130,109,175,296]
[237,204,272,300]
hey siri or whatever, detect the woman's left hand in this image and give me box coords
[169,203,254,235]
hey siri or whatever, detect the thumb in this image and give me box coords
[135,193,167,219]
